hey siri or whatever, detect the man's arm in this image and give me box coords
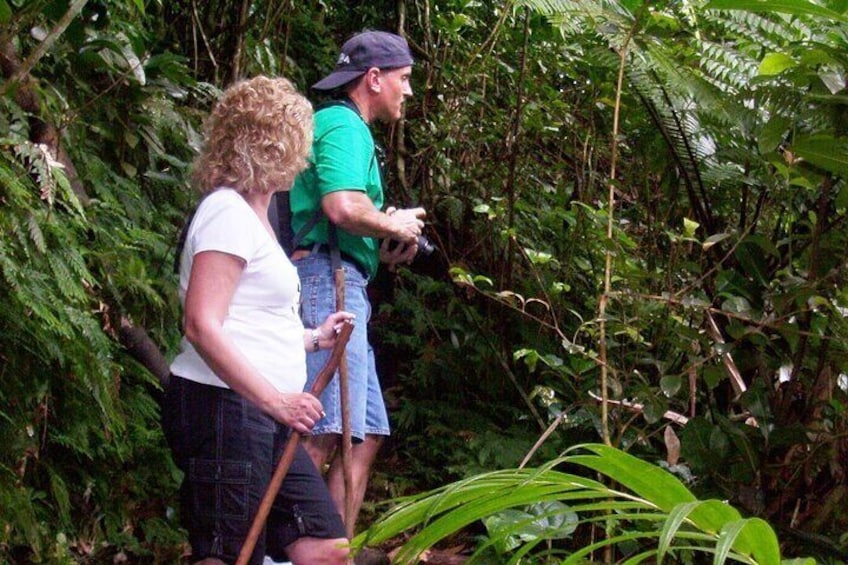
[321,190,425,243]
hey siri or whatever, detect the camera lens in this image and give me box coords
[416,235,435,258]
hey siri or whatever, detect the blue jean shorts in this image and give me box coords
[295,252,390,441]
[162,376,346,565]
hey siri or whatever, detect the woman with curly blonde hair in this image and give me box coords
[164,76,353,565]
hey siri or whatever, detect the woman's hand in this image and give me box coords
[270,392,325,434]
[305,311,356,351]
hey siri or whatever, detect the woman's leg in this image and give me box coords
[265,443,349,564]
[286,536,350,565]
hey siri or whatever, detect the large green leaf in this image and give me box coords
[564,444,697,511]
[715,518,782,565]
[791,135,848,177]
[658,501,705,561]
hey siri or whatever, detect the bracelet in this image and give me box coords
[310,328,321,352]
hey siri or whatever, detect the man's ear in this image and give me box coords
[365,67,381,92]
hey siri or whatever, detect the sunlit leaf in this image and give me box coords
[683,218,699,238]
[758,52,796,76]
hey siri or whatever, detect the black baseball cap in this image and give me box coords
[312,31,414,91]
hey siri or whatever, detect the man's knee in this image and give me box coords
[353,435,384,461]
[303,433,340,468]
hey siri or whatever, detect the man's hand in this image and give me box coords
[386,206,426,243]
[380,237,418,270]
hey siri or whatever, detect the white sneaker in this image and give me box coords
[263,557,292,565]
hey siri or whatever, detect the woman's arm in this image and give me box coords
[183,250,323,434]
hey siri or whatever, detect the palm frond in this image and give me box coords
[358,444,783,564]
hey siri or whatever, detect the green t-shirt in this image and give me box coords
[290,103,384,279]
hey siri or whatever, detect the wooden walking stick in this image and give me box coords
[236,321,353,565]
[334,266,356,539]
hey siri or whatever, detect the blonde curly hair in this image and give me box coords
[192,76,313,195]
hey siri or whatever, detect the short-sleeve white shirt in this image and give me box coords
[169,188,306,392]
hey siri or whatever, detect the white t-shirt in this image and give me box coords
[169,188,306,392]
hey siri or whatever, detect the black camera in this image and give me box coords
[387,234,435,262]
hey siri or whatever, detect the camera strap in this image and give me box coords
[279,194,324,251]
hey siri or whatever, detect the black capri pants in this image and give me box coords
[162,375,346,564]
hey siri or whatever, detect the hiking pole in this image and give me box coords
[334,266,356,539]
[236,321,353,565]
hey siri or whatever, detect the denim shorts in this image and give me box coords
[162,376,346,565]
[295,252,390,441]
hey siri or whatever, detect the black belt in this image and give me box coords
[296,244,368,279]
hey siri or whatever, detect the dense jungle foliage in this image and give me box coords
[1,0,846,563]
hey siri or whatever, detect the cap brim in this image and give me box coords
[312,69,367,91]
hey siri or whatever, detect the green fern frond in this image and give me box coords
[640,42,734,125]
[53,165,84,219]
[8,215,33,261]
[712,10,811,51]
[755,83,804,119]
[0,147,32,198]
[12,141,56,205]
[63,246,91,285]
[0,245,22,292]
[46,464,72,529]
[63,305,113,354]
[521,0,637,45]
[585,44,620,70]
[697,40,759,92]
[26,213,46,253]
[49,255,86,302]
[25,289,69,338]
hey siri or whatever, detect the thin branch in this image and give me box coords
[61,56,146,131]
[469,0,515,62]
[608,289,841,347]
[503,7,531,289]
[191,0,218,76]
[2,0,88,96]
[673,219,754,299]
[599,18,639,448]
[395,7,410,195]
[705,310,747,398]
[230,0,251,82]
[468,306,547,432]
[587,391,690,426]
[513,235,562,331]
[520,412,566,469]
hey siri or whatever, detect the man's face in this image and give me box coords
[375,66,413,123]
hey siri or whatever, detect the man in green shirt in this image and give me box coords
[289,30,427,536]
